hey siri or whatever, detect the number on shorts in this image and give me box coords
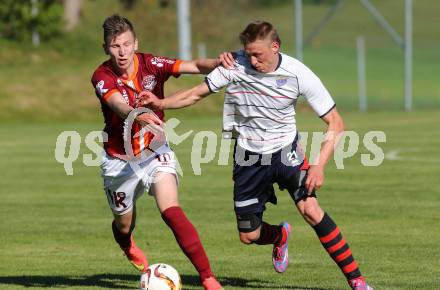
[156,153,171,163]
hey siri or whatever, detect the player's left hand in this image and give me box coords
[218,51,235,69]
[305,165,325,193]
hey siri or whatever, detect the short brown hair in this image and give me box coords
[239,21,281,46]
[102,14,136,46]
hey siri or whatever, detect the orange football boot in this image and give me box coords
[202,277,224,290]
[122,236,148,273]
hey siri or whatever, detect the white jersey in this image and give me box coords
[205,50,335,154]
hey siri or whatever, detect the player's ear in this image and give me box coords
[134,38,138,51]
[271,41,280,54]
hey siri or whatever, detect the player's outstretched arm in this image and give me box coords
[106,92,135,118]
[106,92,163,127]
[305,107,344,193]
[137,82,212,111]
[178,52,235,74]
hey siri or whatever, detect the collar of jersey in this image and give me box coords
[274,53,282,71]
[121,53,139,81]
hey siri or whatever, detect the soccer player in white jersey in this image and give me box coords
[139,21,372,290]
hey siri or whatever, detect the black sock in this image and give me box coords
[254,222,283,245]
[111,221,131,249]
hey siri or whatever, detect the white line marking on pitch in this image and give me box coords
[385,148,439,163]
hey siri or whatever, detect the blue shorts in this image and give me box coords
[232,139,315,216]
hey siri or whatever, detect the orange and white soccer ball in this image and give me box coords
[140,263,182,290]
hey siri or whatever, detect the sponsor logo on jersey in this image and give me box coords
[96,80,108,96]
[122,89,129,104]
[276,78,288,88]
[142,75,157,91]
[151,57,175,68]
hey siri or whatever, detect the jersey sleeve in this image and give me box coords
[205,66,234,93]
[298,64,336,117]
[91,70,118,102]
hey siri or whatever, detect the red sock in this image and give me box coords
[161,206,213,281]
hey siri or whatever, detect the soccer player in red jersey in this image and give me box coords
[91,14,223,290]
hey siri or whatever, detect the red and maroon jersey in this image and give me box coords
[91,53,181,158]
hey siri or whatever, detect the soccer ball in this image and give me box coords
[140,263,182,290]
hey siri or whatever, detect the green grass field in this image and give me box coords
[1,111,439,289]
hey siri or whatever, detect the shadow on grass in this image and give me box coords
[0,273,138,289]
[217,276,341,290]
[0,273,341,289]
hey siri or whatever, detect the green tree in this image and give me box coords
[0,0,63,42]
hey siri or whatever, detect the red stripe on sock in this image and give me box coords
[335,249,352,263]
[319,227,340,243]
[342,261,359,274]
[349,276,365,285]
[327,238,346,254]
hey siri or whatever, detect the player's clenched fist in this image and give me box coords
[218,51,235,69]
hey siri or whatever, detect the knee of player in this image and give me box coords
[120,225,132,235]
[114,220,133,235]
[239,231,259,244]
[236,212,262,244]
[302,204,324,224]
